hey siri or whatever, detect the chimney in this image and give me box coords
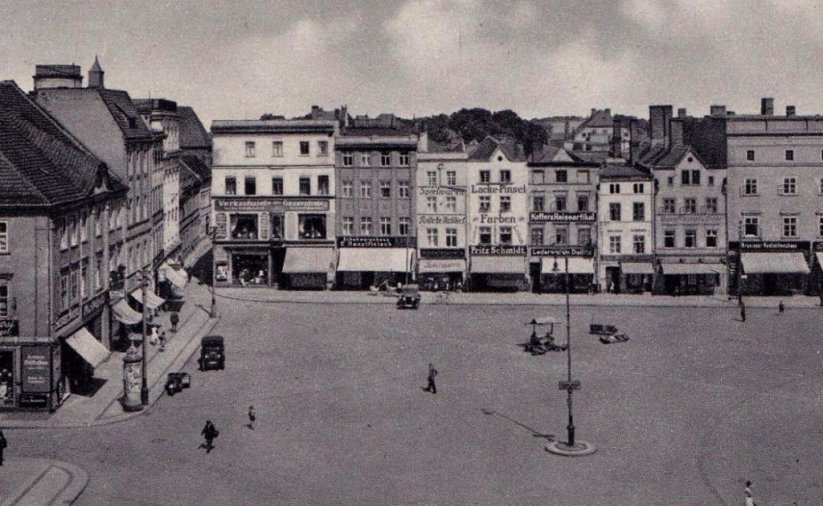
[670,119,685,148]
[786,105,796,117]
[710,105,726,116]
[591,108,597,116]
[629,120,641,165]
[649,105,673,148]
[88,56,104,89]
[611,118,622,159]
[678,108,687,118]
[33,64,83,90]
[311,105,320,116]
[564,121,570,139]
[340,105,348,128]
[604,108,611,116]
[761,97,774,116]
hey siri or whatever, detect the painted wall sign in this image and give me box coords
[530,211,596,222]
[470,184,527,194]
[737,241,809,252]
[21,346,51,393]
[469,245,527,256]
[285,199,329,212]
[52,306,80,330]
[530,246,594,257]
[418,187,465,196]
[214,198,284,213]
[417,215,466,225]
[337,236,414,248]
[0,319,19,337]
[419,248,466,259]
[82,292,107,318]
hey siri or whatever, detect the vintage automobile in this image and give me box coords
[599,333,630,344]
[396,285,421,309]
[199,335,225,370]
[165,372,191,396]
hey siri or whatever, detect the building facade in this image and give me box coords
[211,119,337,289]
[334,129,417,289]
[415,134,468,290]
[527,146,600,292]
[467,137,530,291]
[597,165,654,293]
[0,81,127,411]
[726,98,823,296]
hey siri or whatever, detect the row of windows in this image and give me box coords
[225,176,330,196]
[663,172,716,187]
[341,152,410,167]
[245,140,328,158]
[59,206,124,251]
[340,180,410,198]
[608,235,647,254]
[530,227,592,247]
[531,169,591,185]
[739,215,818,238]
[59,258,105,311]
[477,226,516,245]
[660,197,719,214]
[739,176,821,196]
[663,229,719,248]
[423,170,458,186]
[341,217,411,236]
[743,149,823,162]
[608,202,646,221]
[532,194,590,212]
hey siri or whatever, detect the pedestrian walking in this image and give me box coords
[170,312,179,332]
[0,428,6,466]
[744,480,755,506]
[423,363,438,394]
[740,303,746,322]
[201,420,218,453]
[778,300,785,314]
[247,405,256,430]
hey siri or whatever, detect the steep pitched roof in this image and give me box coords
[178,106,211,149]
[180,154,210,183]
[600,163,651,180]
[427,138,466,153]
[529,144,584,163]
[97,89,153,140]
[0,81,126,207]
[468,136,527,162]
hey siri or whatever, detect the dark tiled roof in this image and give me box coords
[0,81,126,207]
[468,136,498,160]
[340,127,412,137]
[569,151,608,164]
[178,106,211,149]
[35,64,81,78]
[180,154,210,183]
[649,145,690,168]
[468,136,527,162]
[600,163,651,179]
[98,89,153,140]
[427,138,465,153]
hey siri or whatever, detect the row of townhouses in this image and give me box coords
[0,61,212,411]
[211,99,823,301]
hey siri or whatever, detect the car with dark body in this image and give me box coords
[396,285,421,309]
[200,335,225,370]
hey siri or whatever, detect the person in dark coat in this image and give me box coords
[0,428,6,465]
[740,303,746,322]
[778,300,785,314]
[423,363,438,394]
[170,312,179,332]
[201,420,218,452]
[247,405,256,430]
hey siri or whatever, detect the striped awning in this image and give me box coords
[112,299,142,325]
[661,263,723,275]
[337,248,413,273]
[130,288,165,310]
[66,327,110,368]
[741,252,809,274]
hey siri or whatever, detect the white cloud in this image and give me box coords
[620,0,666,32]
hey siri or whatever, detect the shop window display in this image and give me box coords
[230,215,259,240]
[298,214,326,239]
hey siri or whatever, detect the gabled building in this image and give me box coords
[467,137,530,291]
[211,119,337,289]
[415,133,468,290]
[527,145,600,292]
[334,126,417,289]
[0,81,127,411]
[568,108,632,156]
[640,106,728,295]
[178,106,213,245]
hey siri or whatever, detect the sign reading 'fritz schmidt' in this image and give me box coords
[530,211,595,223]
[469,245,527,256]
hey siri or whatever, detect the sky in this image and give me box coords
[3,0,823,126]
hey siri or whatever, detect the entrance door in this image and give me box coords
[529,262,541,293]
[606,267,621,293]
[0,350,14,408]
[764,274,778,295]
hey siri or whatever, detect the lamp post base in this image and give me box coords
[545,440,597,457]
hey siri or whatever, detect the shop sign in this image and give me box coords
[0,319,19,337]
[531,246,593,257]
[214,198,285,213]
[21,346,51,393]
[215,213,228,239]
[285,199,329,212]
[418,215,466,225]
[470,184,527,194]
[419,248,465,259]
[470,245,527,256]
[337,236,413,248]
[419,259,466,272]
[418,187,464,196]
[52,306,80,330]
[82,292,107,318]
[109,289,125,300]
[738,241,809,252]
[530,211,596,223]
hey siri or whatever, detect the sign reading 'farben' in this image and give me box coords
[530,211,596,222]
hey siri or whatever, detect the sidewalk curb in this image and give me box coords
[1,457,89,506]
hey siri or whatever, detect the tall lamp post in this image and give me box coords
[209,227,218,318]
[546,256,596,456]
[138,269,150,405]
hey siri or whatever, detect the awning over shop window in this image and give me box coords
[112,299,143,325]
[418,259,466,274]
[66,327,110,368]
[160,262,188,289]
[741,252,810,274]
[337,248,413,273]
[540,257,594,274]
[621,262,655,275]
[282,247,334,273]
[661,263,723,275]
[130,288,165,310]
[471,256,525,274]
[815,251,823,268]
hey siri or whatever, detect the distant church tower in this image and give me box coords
[88,56,104,89]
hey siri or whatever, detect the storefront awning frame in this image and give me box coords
[539,257,594,274]
[336,248,414,273]
[160,262,188,289]
[620,262,655,275]
[418,258,466,274]
[741,252,810,275]
[470,256,525,274]
[661,263,723,275]
[65,327,110,368]
[129,288,165,310]
[282,247,335,274]
[112,299,143,325]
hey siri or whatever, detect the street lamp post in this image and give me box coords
[209,228,218,318]
[139,269,149,405]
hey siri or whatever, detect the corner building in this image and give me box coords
[211,120,337,289]
[467,137,530,291]
[334,128,417,289]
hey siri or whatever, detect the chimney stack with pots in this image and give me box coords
[629,119,641,165]
[710,105,726,117]
[761,97,774,116]
[612,119,622,159]
[649,105,673,148]
[786,105,796,117]
[678,108,687,118]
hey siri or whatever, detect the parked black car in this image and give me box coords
[199,335,225,370]
[165,372,191,396]
[396,285,421,310]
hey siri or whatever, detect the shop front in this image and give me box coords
[600,256,655,293]
[733,242,811,296]
[531,246,595,293]
[336,237,415,290]
[417,249,465,291]
[469,245,527,291]
[658,262,724,296]
[281,246,334,290]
